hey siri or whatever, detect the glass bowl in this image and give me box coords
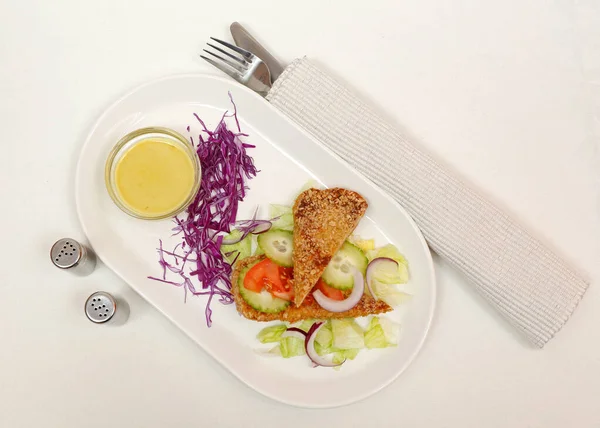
[104,127,201,220]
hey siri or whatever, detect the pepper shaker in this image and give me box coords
[50,238,96,276]
[84,291,129,326]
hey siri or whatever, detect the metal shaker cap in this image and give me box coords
[85,292,117,323]
[51,238,82,269]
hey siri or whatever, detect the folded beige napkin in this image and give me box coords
[266,57,589,347]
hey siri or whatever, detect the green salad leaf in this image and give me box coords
[269,204,294,231]
[315,321,333,348]
[332,348,360,370]
[364,317,388,349]
[379,317,401,345]
[369,280,412,307]
[364,317,401,349]
[279,336,305,358]
[366,244,409,284]
[332,348,360,364]
[253,244,265,256]
[331,319,365,350]
[255,316,401,366]
[298,319,316,332]
[295,179,323,197]
[256,324,287,344]
[220,230,252,264]
[348,236,376,252]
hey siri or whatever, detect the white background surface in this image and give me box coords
[1,0,599,427]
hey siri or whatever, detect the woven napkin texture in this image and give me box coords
[266,57,589,347]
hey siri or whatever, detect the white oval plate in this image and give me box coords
[75,74,436,408]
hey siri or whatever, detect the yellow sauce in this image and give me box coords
[115,138,196,217]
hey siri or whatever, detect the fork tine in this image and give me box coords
[202,50,246,73]
[207,43,248,67]
[209,37,254,60]
[200,55,241,80]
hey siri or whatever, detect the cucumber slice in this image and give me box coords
[239,285,291,313]
[257,229,294,267]
[322,241,368,290]
[238,263,291,313]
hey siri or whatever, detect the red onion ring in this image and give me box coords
[282,327,308,341]
[365,257,399,301]
[221,220,273,245]
[250,222,272,234]
[221,234,248,245]
[305,322,344,368]
[313,269,364,312]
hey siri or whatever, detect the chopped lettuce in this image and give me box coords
[334,348,360,361]
[267,180,324,231]
[256,324,305,358]
[332,348,360,370]
[253,346,282,357]
[364,244,411,305]
[255,317,401,365]
[251,237,410,367]
[309,321,333,355]
[369,258,403,284]
[379,317,401,345]
[315,321,333,349]
[367,244,408,265]
[348,236,376,252]
[269,204,294,231]
[331,319,365,349]
[269,204,291,217]
[298,319,316,332]
[296,179,323,197]
[279,336,305,358]
[370,279,412,307]
[314,342,329,356]
[291,320,332,344]
[268,346,282,356]
[364,318,388,349]
[366,244,409,284]
[257,324,287,343]
[365,317,389,348]
[365,317,400,349]
[220,230,252,264]
[253,244,265,256]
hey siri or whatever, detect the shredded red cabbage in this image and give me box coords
[222,210,273,244]
[149,94,258,326]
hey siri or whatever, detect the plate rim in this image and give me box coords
[75,73,437,408]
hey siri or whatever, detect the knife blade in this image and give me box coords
[230,22,284,83]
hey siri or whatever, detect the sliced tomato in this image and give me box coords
[267,265,295,301]
[244,259,270,292]
[267,267,295,301]
[243,258,295,301]
[316,279,345,301]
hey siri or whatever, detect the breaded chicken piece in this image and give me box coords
[231,255,392,322]
[292,188,368,306]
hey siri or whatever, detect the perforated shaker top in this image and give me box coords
[85,292,116,323]
[51,238,82,269]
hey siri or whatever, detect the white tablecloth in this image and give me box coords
[1,1,598,427]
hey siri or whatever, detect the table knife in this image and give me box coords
[230,22,284,83]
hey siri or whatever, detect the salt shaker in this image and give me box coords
[84,291,129,326]
[50,238,96,276]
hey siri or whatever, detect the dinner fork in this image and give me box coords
[200,37,272,97]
